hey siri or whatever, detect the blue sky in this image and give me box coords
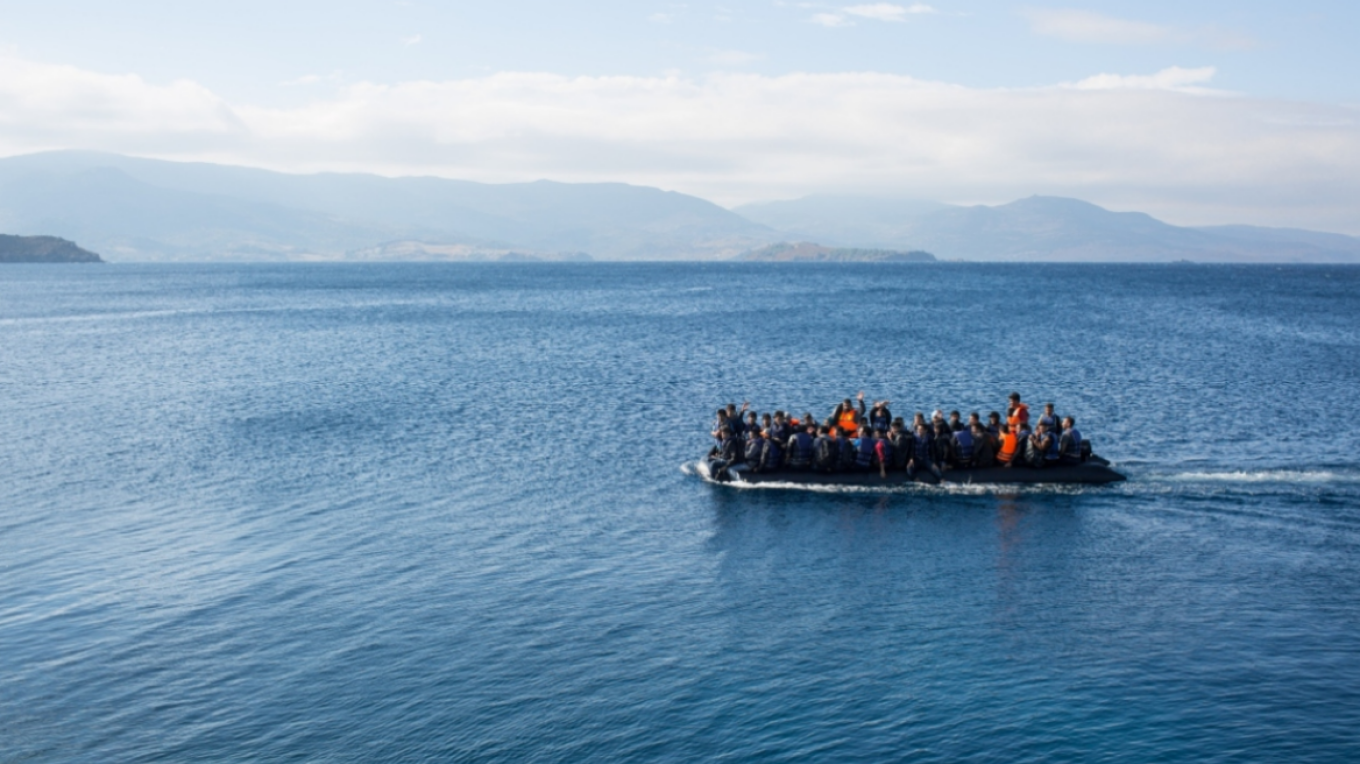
[1,1,1357,230]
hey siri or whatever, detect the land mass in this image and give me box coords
[0,234,102,263]
[737,242,935,262]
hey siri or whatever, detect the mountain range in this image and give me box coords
[2,151,1357,263]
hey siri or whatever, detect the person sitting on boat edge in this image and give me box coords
[970,422,996,468]
[1059,417,1083,465]
[710,426,741,480]
[873,428,894,479]
[907,423,943,480]
[1024,422,1056,469]
[786,423,816,471]
[813,426,840,473]
[852,426,877,473]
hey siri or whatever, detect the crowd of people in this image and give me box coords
[707,392,1090,480]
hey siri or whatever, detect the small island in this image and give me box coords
[736,241,935,262]
[0,234,103,263]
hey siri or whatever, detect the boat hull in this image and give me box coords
[700,456,1125,486]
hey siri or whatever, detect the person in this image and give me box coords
[832,392,866,435]
[873,428,894,478]
[930,409,950,433]
[931,421,954,471]
[726,402,749,436]
[889,419,912,471]
[868,400,893,433]
[967,412,982,431]
[952,421,975,468]
[1007,393,1029,428]
[907,423,942,480]
[1037,402,1059,433]
[1024,422,1054,468]
[1058,417,1083,465]
[996,423,1020,468]
[813,426,840,473]
[986,411,1002,437]
[1043,421,1062,467]
[761,428,785,472]
[744,411,760,440]
[769,412,791,448]
[710,426,741,480]
[912,411,928,434]
[744,429,768,473]
[711,408,731,447]
[948,410,965,432]
[853,426,877,472]
[970,423,996,468]
[838,426,860,472]
[786,423,816,471]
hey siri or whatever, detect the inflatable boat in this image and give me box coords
[698,455,1125,487]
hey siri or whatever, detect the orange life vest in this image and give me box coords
[1007,403,1029,427]
[997,432,1019,462]
[837,409,859,433]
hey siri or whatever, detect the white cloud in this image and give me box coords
[1,54,1357,231]
[1070,65,1218,92]
[1024,9,1177,45]
[844,3,935,22]
[401,34,422,46]
[810,12,851,27]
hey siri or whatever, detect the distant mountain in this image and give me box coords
[734,195,951,245]
[737,242,935,262]
[737,194,1360,263]
[0,151,776,261]
[0,234,101,263]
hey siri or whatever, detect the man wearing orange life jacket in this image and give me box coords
[1006,392,1030,428]
[996,423,1021,468]
[832,392,866,435]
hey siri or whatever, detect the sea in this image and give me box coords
[3,262,1359,763]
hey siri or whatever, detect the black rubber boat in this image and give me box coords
[698,455,1125,487]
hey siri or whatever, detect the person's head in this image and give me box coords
[726,403,738,416]
[890,421,902,433]
[719,425,731,437]
[968,412,981,425]
[988,411,1001,424]
[970,422,985,435]
[876,429,887,438]
[1036,421,1048,433]
[949,410,961,422]
[746,411,757,422]
[774,411,785,422]
[761,413,772,424]
[1009,392,1021,403]
[859,425,870,437]
[933,422,947,434]
[1002,423,1011,434]
[716,408,727,418]
[931,409,945,422]
[1044,402,1055,414]
[1063,416,1075,428]
[802,412,814,425]
[805,424,816,434]
[842,398,853,409]
[818,425,829,436]
[914,412,926,423]
[916,423,929,435]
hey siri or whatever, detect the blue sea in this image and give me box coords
[3,263,1359,763]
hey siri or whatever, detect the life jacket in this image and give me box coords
[1044,432,1061,461]
[838,409,860,433]
[1061,428,1083,459]
[1008,403,1029,426]
[769,422,790,445]
[814,436,838,469]
[718,437,740,461]
[744,438,766,469]
[1038,414,1058,432]
[875,438,894,469]
[913,434,933,464]
[763,439,784,470]
[997,432,1018,463]
[838,437,859,469]
[953,427,974,461]
[855,437,876,468]
[788,432,814,467]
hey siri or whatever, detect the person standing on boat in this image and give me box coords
[832,392,866,435]
[868,400,893,433]
[1007,393,1030,427]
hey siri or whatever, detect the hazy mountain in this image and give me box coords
[737,242,935,262]
[0,234,101,263]
[0,152,776,261]
[737,194,1360,263]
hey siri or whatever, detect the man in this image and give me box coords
[970,423,996,468]
[907,423,942,480]
[930,409,950,433]
[710,426,741,480]
[1025,422,1055,469]
[786,423,816,471]
[838,427,860,472]
[1007,392,1029,428]
[889,419,912,471]
[744,429,768,473]
[868,400,893,433]
[967,412,982,431]
[769,411,791,447]
[873,428,894,478]
[1059,417,1083,465]
[931,421,954,471]
[761,429,785,472]
[1037,402,1059,433]
[832,392,867,436]
[948,410,965,432]
[996,423,1020,468]
[726,402,749,436]
[986,411,1003,437]
[952,421,976,469]
[853,425,877,472]
[813,426,840,473]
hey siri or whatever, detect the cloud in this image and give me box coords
[809,12,852,27]
[1069,66,1218,92]
[401,34,422,46]
[844,3,935,22]
[1023,8,1257,49]
[0,54,1357,232]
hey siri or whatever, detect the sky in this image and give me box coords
[1,0,1357,231]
